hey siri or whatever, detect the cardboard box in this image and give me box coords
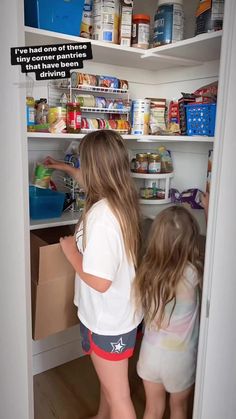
[119,1,133,47]
[31,226,79,340]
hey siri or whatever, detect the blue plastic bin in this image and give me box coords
[24,0,85,36]
[185,103,217,136]
[29,186,65,220]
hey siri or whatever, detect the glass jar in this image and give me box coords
[135,153,148,173]
[66,102,81,133]
[35,98,49,125]
[131,14,150,49]
[148,153,161,173]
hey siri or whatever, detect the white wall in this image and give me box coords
[0,1,33,419]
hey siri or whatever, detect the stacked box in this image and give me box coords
[119,0,134,47]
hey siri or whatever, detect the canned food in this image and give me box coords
[136,153,148,173]
[131,99,150,135]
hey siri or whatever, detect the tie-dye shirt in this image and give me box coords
[144,264,200,352]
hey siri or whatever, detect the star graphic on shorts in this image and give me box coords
[110,337,127,353]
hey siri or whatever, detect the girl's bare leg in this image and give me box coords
[169,386,194,419]
[143,380,166,419]
[90,351,136,419]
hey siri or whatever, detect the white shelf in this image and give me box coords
[27,132,214,143]
[131,172,174,180]
[30,211,79,230]
[139,198,171,205]
[24,27,222,71]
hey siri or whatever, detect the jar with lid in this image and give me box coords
[35,98,49,125]
[148,153,161,174]
[66,102,81,133]
[135,153,148,173]
[131,15,150,49]
[153,0,184,47]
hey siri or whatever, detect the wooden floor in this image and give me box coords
[34,340,192,419]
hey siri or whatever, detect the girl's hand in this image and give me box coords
[60,235,79,262]
[44,156,81,180]
[43,156,68,171]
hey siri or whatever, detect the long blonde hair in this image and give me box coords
[78,130,141,266]
[134,206,203,328]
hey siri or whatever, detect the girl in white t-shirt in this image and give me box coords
[134,206,203,419]
[45,130,142,419]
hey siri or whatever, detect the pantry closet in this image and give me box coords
[1,0,236,419]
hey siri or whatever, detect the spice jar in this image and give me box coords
[131,15,150,49]
[148,153,161,173]
[66,102,81,133]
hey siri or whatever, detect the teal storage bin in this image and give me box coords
[24,0,85,36]
[29,186,65,220]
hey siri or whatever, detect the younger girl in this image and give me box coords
[134,206,203,419]
[45,130,142,419]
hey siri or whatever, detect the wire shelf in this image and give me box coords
[72,85,129,94]
[80,106,131,114]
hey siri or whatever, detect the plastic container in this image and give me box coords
[153,0,184,46]
[29,186,66,220]
[92,0,120,44]
[24,0,85,36]
[195,0,224,35]
[185,103,216,137]
[131,14,150,49]
[131,99,150,135]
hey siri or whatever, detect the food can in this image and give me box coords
[92,0,120,44]
[131,99,150,135]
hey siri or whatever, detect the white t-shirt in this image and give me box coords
[143,264,200,352]
[74,199,142,335]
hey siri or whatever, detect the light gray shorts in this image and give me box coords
[137,338,197,393]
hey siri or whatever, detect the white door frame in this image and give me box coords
[193,0,236,417]
[0,1,33,419]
